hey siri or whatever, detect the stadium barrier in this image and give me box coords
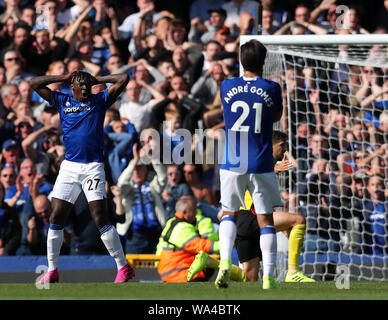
[126,254,160,268]
[125,254,221,268]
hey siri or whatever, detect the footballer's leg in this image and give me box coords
[216,170,247,288]
[188,251,246,282]
[234,209,260,282]
[251,172,283,289]
[215,211,237,288]
[273,211,315,282]
[256,213,279,289]
[38,198,74,284]
[188,251,212,281]
[85,164,134,283]
[89,199,135,283]
[242,257,260,282]
[39,163,81,284]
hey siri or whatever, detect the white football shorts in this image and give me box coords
[219,169,282,214]
[51,160,107,204]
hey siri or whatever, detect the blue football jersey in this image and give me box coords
[50,89,112,163]
[220,76,282,173]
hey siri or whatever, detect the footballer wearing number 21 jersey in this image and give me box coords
[220,76,283,174]
[216,38,283,291]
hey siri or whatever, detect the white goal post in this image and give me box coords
[241,34,388,45]
[240,34,388,281]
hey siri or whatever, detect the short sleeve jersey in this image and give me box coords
[220,76,282,173]
[50,89,112,163]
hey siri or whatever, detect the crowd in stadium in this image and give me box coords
[0,0,387,264]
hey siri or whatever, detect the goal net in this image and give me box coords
[240,34,388,281]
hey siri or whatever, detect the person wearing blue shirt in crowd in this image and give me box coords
[104,119,138,185]
[5,159,52,214]
[0,139,22,172]
[0,181,21,256]
[353,175,388,255]
[90,24,120,72]
[118,0,160,54]
[161,110,185,163]
[360,80,388,128]
[26,194,71,256]
[5,159,52,256]
[116,141,167,254]
[161,164,193,219]
[189,0,225,23]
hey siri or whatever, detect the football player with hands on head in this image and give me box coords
[29,69,134,284]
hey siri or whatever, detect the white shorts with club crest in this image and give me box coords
[51,160,107,204]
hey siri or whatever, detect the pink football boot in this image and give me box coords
[38,269,59,284]
[114,264,135,283]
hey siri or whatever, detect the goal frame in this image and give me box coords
[239,33,388,280]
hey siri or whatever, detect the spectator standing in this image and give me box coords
[0,0,21,22]
[19,6,36,28]
[161,164,193,219]
[2,49,34,85]
[183,163,217,207]
[341,6,369,34]
[0,166,16,193]
[118,79,164,133]
[11,23,30,50]
[299,158,341,254]
[222,0,258,37]
[1,139,21,171]
[115,59,166,104]
[27,194,70,255]
[189,8,227,45]
[116,142,167,254]
[18,80,33,105]
[171,46,203,90]
[261,7,277,35]
[21,122,57,177]
[118,0,160,53]
[190,61,228,107]
[261,0,291,30]
[201,39,222,75]
[189,0,226,25]
[4,158,52,214]
[104,119,138,185]
[56,0,90,27]
[18,28,69,76]
[353,175,388,255]
[0,181,21,256]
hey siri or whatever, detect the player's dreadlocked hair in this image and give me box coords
[70,71,92,85]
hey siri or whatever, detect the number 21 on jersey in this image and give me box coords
[230,100,263,133]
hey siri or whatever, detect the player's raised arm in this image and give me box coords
[93,73,130,104]
[28,74,72,104]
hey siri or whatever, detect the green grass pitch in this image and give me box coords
[0,281,388,300]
